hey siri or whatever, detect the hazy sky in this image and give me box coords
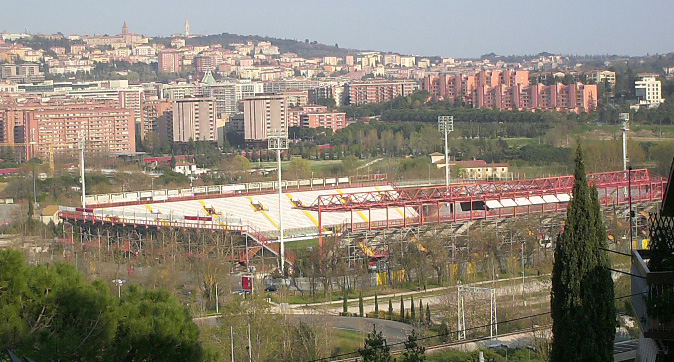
[2,0,673,58]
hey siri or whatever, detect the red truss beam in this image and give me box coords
[302,169,659,212]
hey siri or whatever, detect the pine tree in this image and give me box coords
[400,296,405,322]
[358,325,392,362]
[374,293,379,316]
[388,299,393,320]
[410,296,416,321]
[550,144,616,362]
[400,329,426,362]
[359,292,364,317]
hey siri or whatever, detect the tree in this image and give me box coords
[343,293,348,314]
[287,157,312,179]
[27,199,34,219]
[400,296,405,322]
[410,295,416,321]
[374,293,379,316]
[550,144,616,362]
[0,250,118,361]
[113,284,204,361]
[359,292,364,317]
[400,330,426,362]
[388,299,393,320]
[169,154,176,169]
[418,299,424,324]
[358,326,392,362]
[425,305,431,325]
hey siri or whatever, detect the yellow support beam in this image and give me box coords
[245,196,280,230]
[286,193,320,227]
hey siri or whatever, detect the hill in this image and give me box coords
[183,32,356,58]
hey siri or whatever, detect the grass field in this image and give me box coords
[331,328,366,356]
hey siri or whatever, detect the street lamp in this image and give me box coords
[268,130,289,275]
[438,116,454,189]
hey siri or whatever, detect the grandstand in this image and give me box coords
[59,175,413,242]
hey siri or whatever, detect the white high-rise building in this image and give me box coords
[635,74,664,108]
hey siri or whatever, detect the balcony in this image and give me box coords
[631,213,674,360]
[632,248,674,340]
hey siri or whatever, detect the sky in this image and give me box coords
[2,0,673,58]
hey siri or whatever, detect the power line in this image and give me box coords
[600,247,632,257]
[608,267,645,279]
[309,291,647,362]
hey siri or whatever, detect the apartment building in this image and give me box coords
[300,110,347,131]
[158,49,181,73]
[141,99,172,140]
[635,74,664,108]
[288,105,328,127]
[171,97,217,143]
[422,70,596,112]
[278,90,308,107]
[242,94,287,142]
[346,79,418,105]
[0,100,135,158]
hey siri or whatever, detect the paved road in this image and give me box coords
[293,315,417,345]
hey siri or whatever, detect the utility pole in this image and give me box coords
[230,325,235,362]
[247,323,252,362]
[438,116,454,190]
[620,113,629,171]
[268,130,288,274]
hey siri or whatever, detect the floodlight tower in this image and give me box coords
[79,131,86,208]
[620,113,629,171]
[268,130,288,274]
[438,116,454,189]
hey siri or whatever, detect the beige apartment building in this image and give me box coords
[242,94,287,142]
[171,97,217,143]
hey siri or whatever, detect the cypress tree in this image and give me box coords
[410,296,415,321]
[418,299,423,324]
[425,305,431,325]
[400,296,405,322]
[550,144,615,362]
[343,293,348,315]
[359,292,364,317]
[388,299,393,320]
[374,293,379,316]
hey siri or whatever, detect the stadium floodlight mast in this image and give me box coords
[619,113,629,171]
[268,129,289,275]
[79,130,86,208]
[438,116,454,189]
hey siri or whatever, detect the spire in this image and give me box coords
[122,21,129,35]
[185,19,190,37]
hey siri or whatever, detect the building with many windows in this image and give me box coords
[635,74,664,108]
[0,100,135,158]
[158,49,181,74]
[242,94,287,142]
[346,79,418,105]
[171,97,216,143]
[300,110,347,131]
